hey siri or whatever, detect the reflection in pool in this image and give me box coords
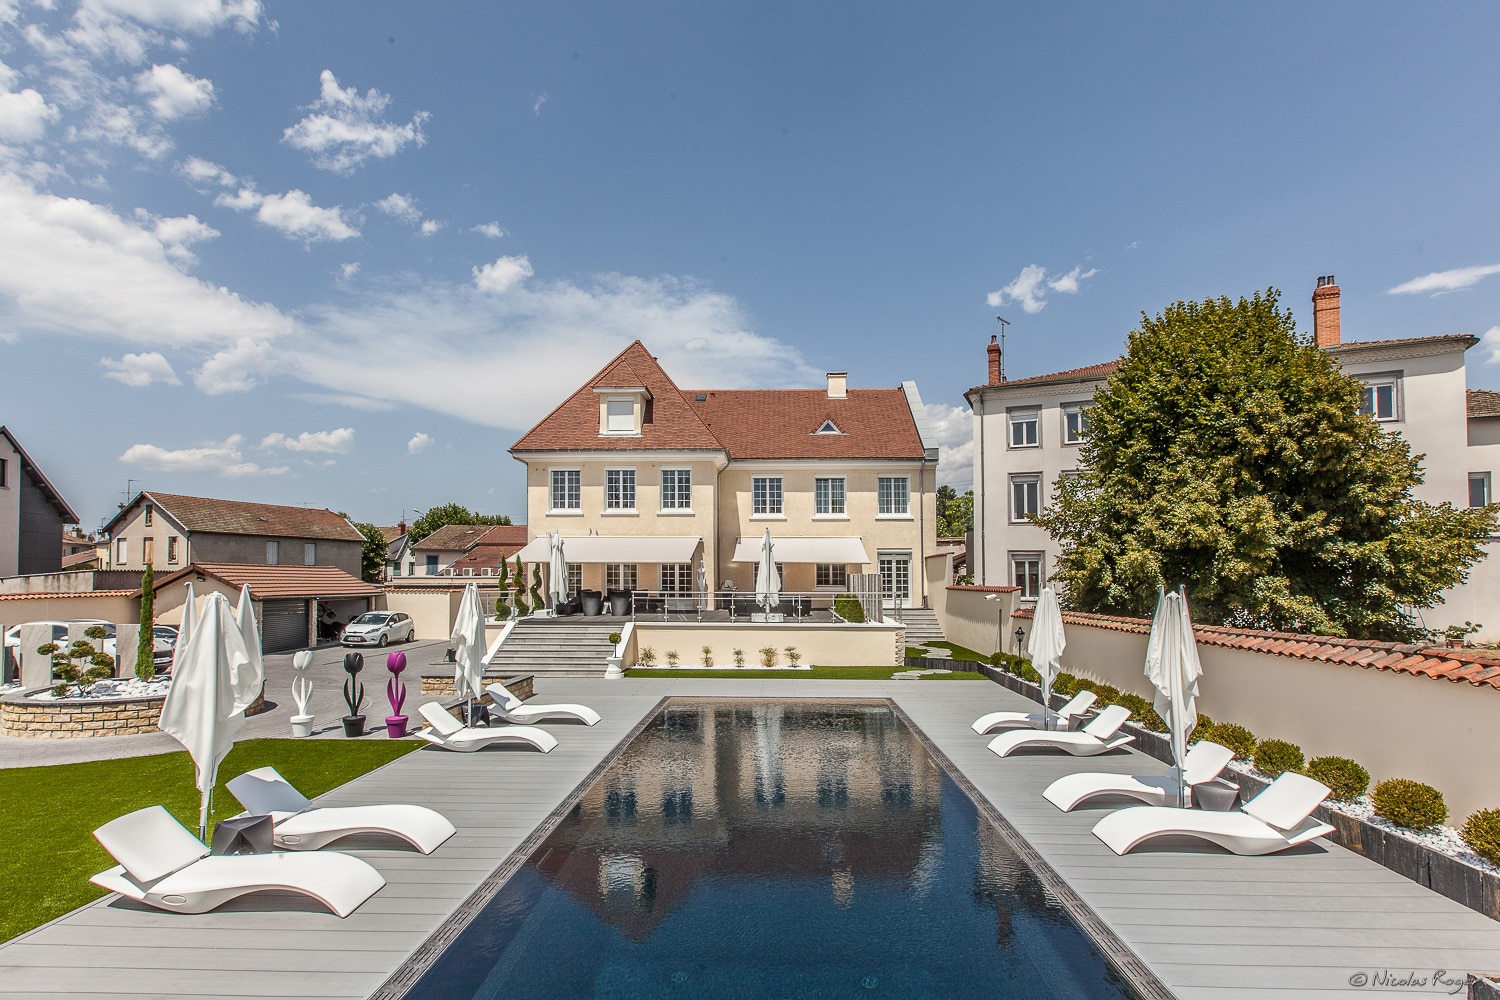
[404,700,1141,1000]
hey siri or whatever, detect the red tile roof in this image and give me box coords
[151,562,380,600]
[105,492,362,542]
[0,589,134,601]
[61,551,99,568]
[511,341,723,453]
[413,524,493,552]
[1010,608,1500,691]
[511,341,925,460]
[1324,333,1477,353]
[969,361,1120,394]
[1468,389,1500,419]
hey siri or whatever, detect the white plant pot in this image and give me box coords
[290,714,315,738]
[604,658,624,680]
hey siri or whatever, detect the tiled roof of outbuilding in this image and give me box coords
[105,493,362,541]
[413,524,493,552]
[151,562,380,600]
[1468,389,1500,419]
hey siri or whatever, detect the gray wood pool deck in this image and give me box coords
[3,677,1498,999]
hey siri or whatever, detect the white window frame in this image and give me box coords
[1358,374,1401,422]
[660,562,693,595]
[1010,474,1041,523]
[304,542,317,566]
[1470,472,1492,509]
[605,467,637,512]
[815,564,848,589]
[604,395,637,435]
[752,476,784,516]
[1009,408,1040,448]
[567,564,583,595]
[116,538,127,564]
[877,475,911,517]
[606,563,639,591]
[814,476,847,516]
[1011,552,1043,601]
[1062,403,1091,445]
[660,467,693,512]
[167,536,178,564]
[550,468,582,512]
[266,540,279,564]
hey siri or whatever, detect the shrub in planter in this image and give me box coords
[1373,778,1447,830]
[1200,722,1256,760]
[1194,712,1213,731]
[733,648,745,667]
[666,650,680,667]
[1253,739,1305,778]
[1089,684,1121,708]
[1306,756,1370,802]
[784,646,802,667]
[1072,677,1098,693]
[638,647,657,667]
[1052,673,1079,697]
[1461,809,1500,866]
[759,646,778,667]
[833,594,865,623]
[607,632,622,645]
[1115,692,1166,733]
[701,645,714,667]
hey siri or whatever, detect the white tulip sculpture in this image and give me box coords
[290,649,315,737]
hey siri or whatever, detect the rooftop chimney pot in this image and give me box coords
[987,336,1003,385]
[1312,275,1341,347]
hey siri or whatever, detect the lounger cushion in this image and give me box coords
[227,766,313,815]
[487,682,522,710]
[94,805,209,884]
[1241,772,1331,832]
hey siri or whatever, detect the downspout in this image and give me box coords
[975,391,985,584]
[919,454,929,608]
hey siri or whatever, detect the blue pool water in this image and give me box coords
[405,701,1141,1000]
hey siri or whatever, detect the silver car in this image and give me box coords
[340,612,415,647]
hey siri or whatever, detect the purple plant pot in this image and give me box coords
[385,715,409,739]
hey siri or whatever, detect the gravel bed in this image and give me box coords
[28,677,172,701]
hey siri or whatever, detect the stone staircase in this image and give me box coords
[487,617,620,677]
[895,607,945,646]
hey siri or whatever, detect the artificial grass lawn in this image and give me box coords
[627,665,986,680]
[914,640,990,662]
[0,738,417,943]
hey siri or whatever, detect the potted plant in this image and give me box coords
[385,650,409,738]
[638,646,657,667]
[289,649,315,737]
[1444,621,1480,648]
[341,651,367,737]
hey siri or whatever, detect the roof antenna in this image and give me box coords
[118,479,138,510]
[995,315,1011,382]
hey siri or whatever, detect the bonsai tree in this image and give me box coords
[39,626,115,697]
[512,557,530,617]
[136,562,156,681]
[494,558,511,620]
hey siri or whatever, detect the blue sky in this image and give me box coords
[2,1,1498,533]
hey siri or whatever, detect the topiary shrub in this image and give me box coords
[833,594,865,623]
[1306,756,1370,802]
[1461,809,1500,866]
[1200,722,1256,760]
[1373,778,1447,830]
[1052,673,1079,697]
[1115,692,1166,733]
[1253,739,1305,778]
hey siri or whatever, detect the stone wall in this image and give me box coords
[420,672,533,701]
[1,689,165,738]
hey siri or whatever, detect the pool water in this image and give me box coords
[404,701,1141,1000]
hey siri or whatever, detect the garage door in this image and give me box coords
[260,600,309,653]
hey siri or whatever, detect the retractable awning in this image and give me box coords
[512,535,703,563]
[730,536,870,564]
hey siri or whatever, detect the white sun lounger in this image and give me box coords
[226,766,456,854]
[416,702,559,753]
[90,805,385,917]
[987,704,1135,758]
[486,681,601,726]
[1092,771,1337,856]
[1042,740,1236,811]
[971,691,1097,734]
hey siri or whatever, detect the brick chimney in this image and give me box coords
[987,334,1002,384]
[826,372,847,399]
[397,518,407,536]
[1313,275,1341,347]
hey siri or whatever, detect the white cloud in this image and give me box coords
[374,191,419,223]
[259,427,355,453]
[987,262,1098,314]
[532,92,548,114]
[407,432,433,455]
[215,185,358,242]
[134,209,218,264]
[293,391,394,411]
[194,335,274,393]
[282,70,429,174]
[1479,326,1500,367]
[177,155,235,186]
[100,350,180,386]
[0,331,18,345]
[135,63,213,119]
[473,254,533,294]
[120,434,286,477]
[471,221,506,239]
[419,219,442,236]
[925,401,973,492]
[0,63,59,143]
[338,262,360,280]
[1388,263,1500,297]
[86,0,264,34]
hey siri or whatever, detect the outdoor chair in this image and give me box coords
[226,766,456,853]
[1091,771,1336,856]
[89,805,385,917]
[486,681,600,726]
[1042,740,1236,811]
[972,690,1097,734]
[415,702,558,753]
[987,704,1135,758]
[580,590,603,616]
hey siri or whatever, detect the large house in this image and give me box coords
[101,492,365,578]
[965,276,1500,637]
[0,426,78,577]
[509,341,940,609]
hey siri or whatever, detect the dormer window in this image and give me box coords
[814,420,842,435]
[597,387,649,435]
[606,397,635,432]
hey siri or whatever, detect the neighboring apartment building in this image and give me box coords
[376,521,412,580]
[0,426,79,577]
[100,492,364,578]
[411,524,490,576]
[965,276,1500,637]
[446,524,528,575]
[510,341,940,608]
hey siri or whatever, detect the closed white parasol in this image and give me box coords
[754,528,780,614]
[1143,586,1204,806]
[1027,586,1067,730]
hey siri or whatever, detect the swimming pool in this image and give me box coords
[398,700,1147,999]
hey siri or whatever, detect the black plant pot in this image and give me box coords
[342,715,366,738]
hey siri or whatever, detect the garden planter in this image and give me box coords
[385,715,409,739]
[289,714,315,738]
[342,715,366,738]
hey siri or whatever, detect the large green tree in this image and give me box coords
[1034,289,1497,641]
[339,513,389,583]
[407,503,511,544]
[937,486,974,537]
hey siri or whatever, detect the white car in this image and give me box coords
[4,620,116,660]
[340,612,415,648]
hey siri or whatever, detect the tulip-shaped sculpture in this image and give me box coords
[289,649,315,737]
[385,650,409,738]
[341,651,367,737]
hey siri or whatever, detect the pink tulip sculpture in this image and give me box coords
[385,650,409,738]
